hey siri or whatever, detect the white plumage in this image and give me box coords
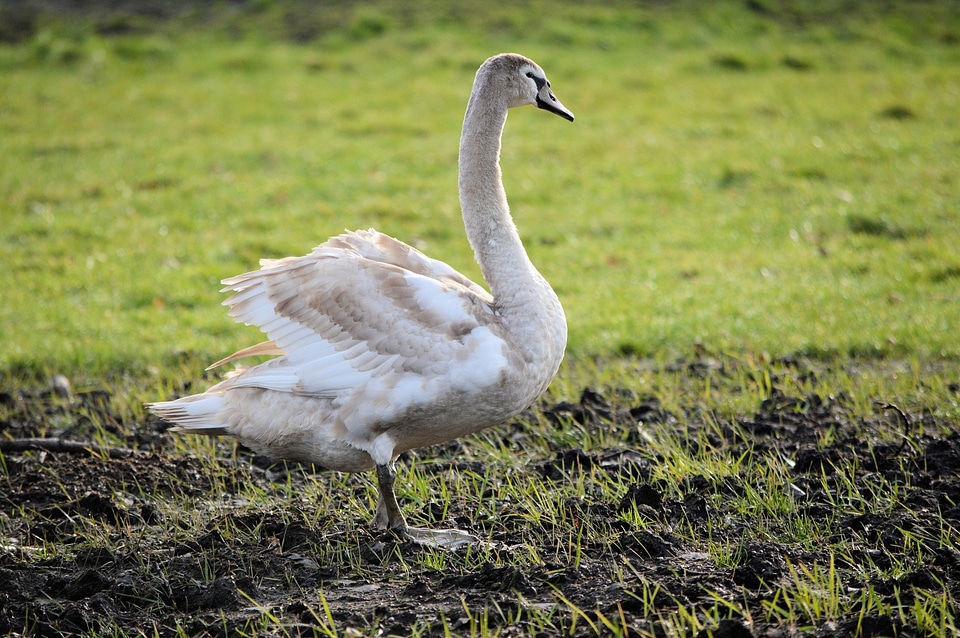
[148,53,574,547]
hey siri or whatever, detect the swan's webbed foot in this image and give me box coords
[403,525,478,550]
[372,462,478,550]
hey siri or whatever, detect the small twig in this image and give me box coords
[875,402,912,455]
[0,437,133,459]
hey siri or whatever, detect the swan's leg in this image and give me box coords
[372,462,408,531]
[371,462,479,550]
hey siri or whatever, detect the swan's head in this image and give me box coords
[479,53,575,122]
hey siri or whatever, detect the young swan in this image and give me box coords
[148,53,574,549]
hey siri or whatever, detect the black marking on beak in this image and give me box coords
[536,93,575,122]
[528,70,573,121]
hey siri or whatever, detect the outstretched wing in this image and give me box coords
[212,230,506,403]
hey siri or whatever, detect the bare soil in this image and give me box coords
[2,360,959,637]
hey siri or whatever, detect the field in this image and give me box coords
[2,1,960,636]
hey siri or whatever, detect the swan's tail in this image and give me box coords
[146,393,229,435]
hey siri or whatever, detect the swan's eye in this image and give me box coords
[526,71,546,91]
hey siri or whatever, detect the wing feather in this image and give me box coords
[214,230,503,401]
[207,340,284,370]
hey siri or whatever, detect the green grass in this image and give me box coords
[1,1,959,382]
[2,5,960,632]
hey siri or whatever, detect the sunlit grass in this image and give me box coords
[2,1,959,383]
[3,2,960,636]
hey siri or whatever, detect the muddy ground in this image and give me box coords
[1,359,959,637]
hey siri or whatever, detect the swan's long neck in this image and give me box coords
[458,86,542,308]
[458,78,566,376]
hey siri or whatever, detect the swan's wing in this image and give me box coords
[323,229,491,299]
[214,234,504,402]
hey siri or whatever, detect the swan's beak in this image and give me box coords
[536,85,574,122]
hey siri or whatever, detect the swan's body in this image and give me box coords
[148,53,574,546]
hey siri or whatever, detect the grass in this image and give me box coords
[2,1,959,382]
[3,1,960,636]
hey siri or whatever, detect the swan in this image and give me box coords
[147,53,574,548]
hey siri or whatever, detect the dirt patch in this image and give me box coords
[1,360,959,636]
